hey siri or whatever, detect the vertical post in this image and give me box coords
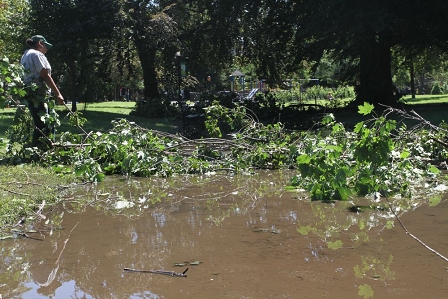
[175,51,182,104]
[207,75,211,90]
[410,56,415,99]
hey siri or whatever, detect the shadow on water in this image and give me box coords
[1,170,447,299]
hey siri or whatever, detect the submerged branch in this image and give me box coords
[386,197,448,263]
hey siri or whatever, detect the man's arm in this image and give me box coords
[40,68,64,104]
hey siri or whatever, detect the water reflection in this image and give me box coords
[0,171,447,299]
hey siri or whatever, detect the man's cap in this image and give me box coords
[32,35,53,49]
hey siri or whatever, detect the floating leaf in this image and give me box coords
[358,220,365,230]
[358,284,374,299]
[429,196,442,207]
[385,220,394,229]
[327,240,343,250]
[354,265,364,278]
[297,225,314,236]
[189,261,203,266]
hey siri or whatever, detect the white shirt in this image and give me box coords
[20,49,51,86]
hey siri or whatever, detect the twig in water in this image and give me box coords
[386,197,448,263]
[36,222,79,287]
[124,267,188,278]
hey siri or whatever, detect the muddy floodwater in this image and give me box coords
[1,171,447,299]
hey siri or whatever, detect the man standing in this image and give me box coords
[20,35,64,145]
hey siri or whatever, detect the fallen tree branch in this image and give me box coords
[0,185,30,196]
[124,267,188,278]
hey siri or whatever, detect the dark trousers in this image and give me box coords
[27,101,50,144]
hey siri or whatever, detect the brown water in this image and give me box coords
[0,171,447,299]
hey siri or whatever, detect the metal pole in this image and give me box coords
[175,52,182,104]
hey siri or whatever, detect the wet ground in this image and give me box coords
[1,171,447,299]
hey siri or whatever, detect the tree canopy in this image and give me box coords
[3,0,448,106]
[0,0,29,61]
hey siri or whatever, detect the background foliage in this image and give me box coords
[0,0,445,114]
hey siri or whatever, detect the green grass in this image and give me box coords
[2,97,448,139]
[0,101,182,139]
[58,101,182,134]
[402,94,448,104]
[0,108,16,138]
[0,164,75,233]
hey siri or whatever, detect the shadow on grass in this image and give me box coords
[0,109,16,137]
[402,96,448,103]
[0,107,182,139]
[58,110,182,135]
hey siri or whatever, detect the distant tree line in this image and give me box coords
[2,0,448,113]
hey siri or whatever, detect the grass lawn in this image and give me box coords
[402,94,448,105]
[0,101,182,139]
[398,95,448,127]
[58,101,182,134]
[1,96,448,140]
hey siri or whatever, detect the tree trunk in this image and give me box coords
[66,59,78,112]
[133,39,160,99]
[355,32,397,106]
[410,58,416,99]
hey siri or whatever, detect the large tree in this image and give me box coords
[120,1,178,100]
[214,0,448,105]
[291,0,448,105]
[29,0,120,109]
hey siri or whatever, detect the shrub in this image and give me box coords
[431,82,442,95]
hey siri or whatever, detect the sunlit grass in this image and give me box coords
[2,96,448,140]
[0,101,182,139]
[402,94,448,104]
[0,164,75,232]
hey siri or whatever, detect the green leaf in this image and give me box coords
[321,113,335,124]
[296,154,311,164]
[327,240,343,250]
[358,102,375,116]
[354,122,365,133]
[427,165,440,174]
[385,220,394,229]
[336,186,351,201]
[429,196,442,207]
[358,284,374,299]
[326,145,342,153]
[354,265,364,278]
[400,150,410,159]
[297,225,314,235]
[93,173,106,182]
